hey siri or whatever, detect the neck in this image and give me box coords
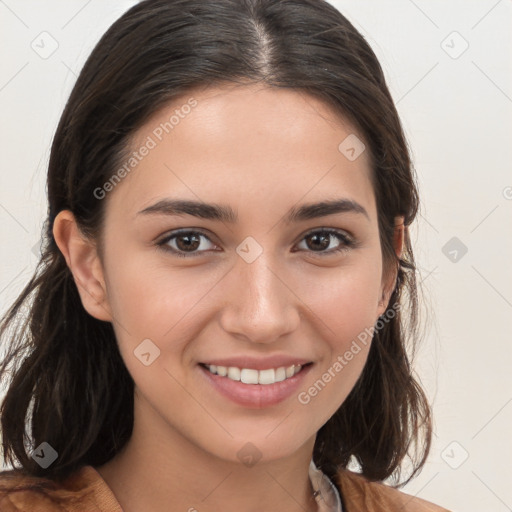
[95,393,320,512]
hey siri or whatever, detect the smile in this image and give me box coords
[198,361,314,408]
[202,363,305,385]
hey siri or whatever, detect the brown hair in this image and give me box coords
[0,0,431,492]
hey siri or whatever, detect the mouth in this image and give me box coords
[197,362,314,409]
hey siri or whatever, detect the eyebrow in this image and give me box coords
[137,198,370,223]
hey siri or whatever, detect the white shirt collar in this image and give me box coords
[308,459,343,512]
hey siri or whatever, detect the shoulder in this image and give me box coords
[0,465,121,511]
[335,469,451,512]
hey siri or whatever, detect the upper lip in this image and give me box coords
[200,356,313,371]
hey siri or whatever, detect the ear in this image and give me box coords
[52,210,113,322]
[376,216,404,317]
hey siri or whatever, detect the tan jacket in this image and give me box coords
[0,465,450,511]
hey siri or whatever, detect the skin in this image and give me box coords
[53,83,404,512]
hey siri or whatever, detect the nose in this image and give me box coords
[218,251,300,345]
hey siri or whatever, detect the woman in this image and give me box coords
[0,0,450,510]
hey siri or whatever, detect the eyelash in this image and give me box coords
[156,228,357,258]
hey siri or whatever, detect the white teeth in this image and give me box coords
[274,367,286,382]
[241,368,259,384]
[227,367,241,381]
[258,368,275,385]
[206,364,304,385]
[216,365,227,377]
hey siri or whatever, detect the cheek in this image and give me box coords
[103,255,224,349]
[297,257,383,337]
[104,260,213,399]
[292,258,381,404]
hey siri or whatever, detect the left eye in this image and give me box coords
[157,229,355,258]
[295,229,354,255]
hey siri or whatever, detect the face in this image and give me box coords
[68,83,400,465]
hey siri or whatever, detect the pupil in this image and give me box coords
[177,234,200,251]
[309,233,329,251]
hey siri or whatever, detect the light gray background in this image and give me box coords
[1,1,511,510]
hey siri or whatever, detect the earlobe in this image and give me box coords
[52,210,113,322]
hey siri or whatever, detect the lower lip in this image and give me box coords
[198,364,313,409]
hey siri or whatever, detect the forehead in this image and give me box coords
[104,83,376,224]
